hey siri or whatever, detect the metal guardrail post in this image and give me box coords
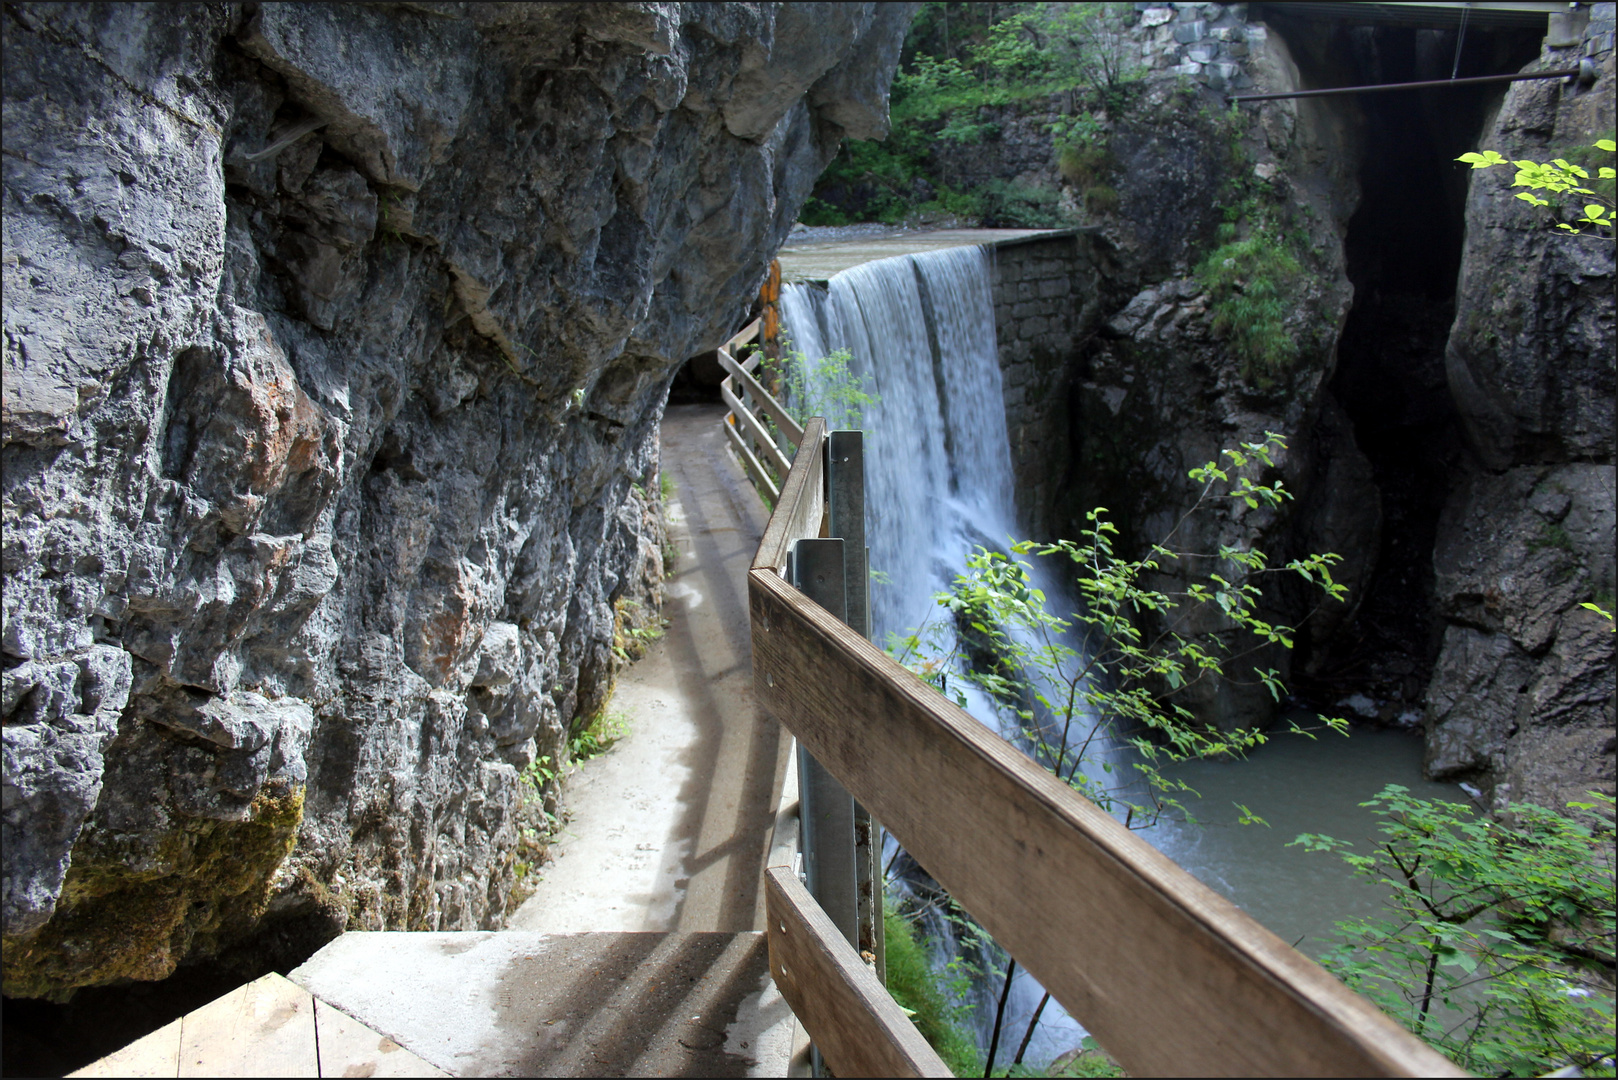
[788,535,858,955]
[826,431,884,984]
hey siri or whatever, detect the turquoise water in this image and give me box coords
[1147,722,1465,959]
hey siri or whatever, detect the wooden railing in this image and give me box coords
[749,419,1468,1078]
[719,319,803,504]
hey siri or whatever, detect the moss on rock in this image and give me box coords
[2,784,304,1001]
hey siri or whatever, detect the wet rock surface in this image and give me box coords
[2,1,908,998]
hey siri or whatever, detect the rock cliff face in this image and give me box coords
[1424,39,1615,810]
[1003,24,1372,731]
[1,1,908,998]
[995,1,1614,794]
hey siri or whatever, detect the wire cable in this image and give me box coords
[1450,3,1472,80]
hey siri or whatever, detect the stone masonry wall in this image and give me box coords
[989,231,1108,542]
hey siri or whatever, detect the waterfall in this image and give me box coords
[779,244,1093,1068]
[779,245,1017,641]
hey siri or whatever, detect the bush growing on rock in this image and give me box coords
[1294,787,1617,1076]
[1196,232,1303,383]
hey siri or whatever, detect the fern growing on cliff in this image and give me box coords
[1196,233,1302,383]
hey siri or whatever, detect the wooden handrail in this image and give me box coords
[718,316,805,508]
[765,867,950,1078]
[749,428,1468,1079]
[718,346,805,449]
[726,317,762,354]
[723,413,781,504]
[721,380,792,480]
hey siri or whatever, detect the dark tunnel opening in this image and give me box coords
[1261,7,1547,714]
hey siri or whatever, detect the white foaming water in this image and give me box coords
[780,245,1017,640]
[781,245,1095,1067]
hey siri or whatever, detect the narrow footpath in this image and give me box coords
[509,402,787,934]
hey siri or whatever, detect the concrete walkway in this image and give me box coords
[509,403,784,934]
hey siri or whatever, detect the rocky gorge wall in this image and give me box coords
[1423,16,1616,811]
[1,1,910,999]
[983,5,1613,806]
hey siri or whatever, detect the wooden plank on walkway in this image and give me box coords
[314,999,449,1078]
[718,347,805,448]
[765,866,951,1078]
[748,567,1467,1079]
[69,1018,182,1078]
[177,972,318,1078]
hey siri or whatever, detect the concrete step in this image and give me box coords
[288,931,798,1077]
[68,971,445,1078]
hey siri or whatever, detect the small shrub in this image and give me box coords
[1082,184,1119,216]
[883,909,980,1076]
[798,195,851,228]
[610,597,665,663]
[1196,233,1303,382]
[1529,521,1576,553]
[569,710,629,763]
[917,183,985,223]
[1293,787,1616,1076]
[979,180,1067,229]
[1058,143,1112,186]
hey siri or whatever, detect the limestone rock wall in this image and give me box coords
[1425,18,1616,809]
[1,1,909,998]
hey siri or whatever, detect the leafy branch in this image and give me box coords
[1291,786,1616,1075]
[1458,139,1617,237]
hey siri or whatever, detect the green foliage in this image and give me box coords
[883,908,982,1076]
[979,179,1068,228]
[887,435,1349,1065]
[890,433,1349,830]
[659,471,675,501]
[1196,233,1303,383]
[1291,786,1617,1076]
[810,4,1145,226]
[762,341,879,432]
[1038,2,1144,103]
[1057,141,1112,186]
[1081,184,1119,216]
[569,710,629,763]
[1528,521,1575,554]
[987,1035,1124,1077]
[1458,140,1616,237]
[520,753,557,791]
[610,597,665,663]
